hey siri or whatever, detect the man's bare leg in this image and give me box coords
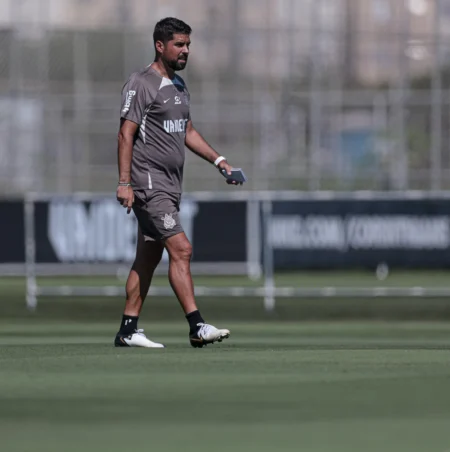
[123,231,164,317]
[164,232,230,347]
[115,228,164,347]
[164,232,197,314]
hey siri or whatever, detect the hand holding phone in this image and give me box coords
[221,168,247,185]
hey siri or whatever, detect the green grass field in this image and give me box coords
[2,322,450,452]
[2,272,450,451]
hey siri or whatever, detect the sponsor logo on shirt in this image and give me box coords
[164,119,189,134]
[122,90,136,113]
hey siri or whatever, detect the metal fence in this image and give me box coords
[1,0,450,195]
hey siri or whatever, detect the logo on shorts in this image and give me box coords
[161,213,176,230]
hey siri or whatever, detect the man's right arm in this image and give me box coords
[117,118,139,183]
[117,119,139,214]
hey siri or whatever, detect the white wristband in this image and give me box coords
[214,156,226,167]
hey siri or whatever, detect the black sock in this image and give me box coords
[186,310,205,333]
[119,315,138,335]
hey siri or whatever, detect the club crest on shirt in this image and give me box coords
[161,213,176,230]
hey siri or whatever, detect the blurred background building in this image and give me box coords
[1,0,450,195]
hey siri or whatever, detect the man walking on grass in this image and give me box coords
[115,17,244,348]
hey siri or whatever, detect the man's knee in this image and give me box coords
[167,235,192,262]
[174,242,192,262]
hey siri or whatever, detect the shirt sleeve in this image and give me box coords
[120,74,147,125]
[186,88,191,121]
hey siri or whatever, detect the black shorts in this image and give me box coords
[133,190,184,241]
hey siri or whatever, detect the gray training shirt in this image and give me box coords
[120,66,191,194]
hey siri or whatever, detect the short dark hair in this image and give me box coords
[153,17,192,47]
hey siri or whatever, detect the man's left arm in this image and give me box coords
[185,120,239,183]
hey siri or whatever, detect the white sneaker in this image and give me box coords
[114,329,165,348]
[190,323,230,348]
